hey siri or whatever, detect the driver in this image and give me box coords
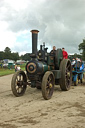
[50,46,56,54]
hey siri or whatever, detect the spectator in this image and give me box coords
[50,46,56,54]
[15,65,17,72]
[71,58,76,66]
[62,48,68,59]
[17,65,21,71]
[76,58,84,71]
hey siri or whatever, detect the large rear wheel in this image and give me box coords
[59,59,72,91]
[11,71,27,97]
[42,71,55,100]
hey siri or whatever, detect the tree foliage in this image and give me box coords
[68,53,82,61]
[11,52,19,61]
[4,47,11,53]
[0,47,30,61]
[20,53,31,61]
[0,51,4,60]
[0,47,19,61]
[78,39,85,60]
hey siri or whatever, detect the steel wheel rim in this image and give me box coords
[46,74,54,98]
[15,74,25,94]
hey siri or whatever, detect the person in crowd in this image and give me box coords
[71,58,76,66]
[62,48,68,59]
[76,58,84,71]
[17,65,21,71]
[50,46,56,54]
[15,65,17,72]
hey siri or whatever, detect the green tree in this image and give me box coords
[4,47,12,59]
[0,51,4,60]
[12,52,19,61]
[20,53,31,61]
[3,47,19,60]
[68,53,81,61]
[78,39,85,60]
[4,47,11,53]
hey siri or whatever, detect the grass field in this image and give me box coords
[0,63,26,77]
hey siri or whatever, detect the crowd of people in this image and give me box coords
[71,58,84,71]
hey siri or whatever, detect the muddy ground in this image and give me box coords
[0,74,85,128]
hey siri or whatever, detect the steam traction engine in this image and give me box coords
[11,30,72,100]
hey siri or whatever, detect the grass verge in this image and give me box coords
[0,63,26,77]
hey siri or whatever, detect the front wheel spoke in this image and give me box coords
[18,88,22,93]
[17,76,20,81]
[20,75,23,81]
[17,86,23,93]
[16,83,24,93]
[16,88,19,93]
[19,75,22,80]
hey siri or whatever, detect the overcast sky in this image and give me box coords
[0,0,85,55]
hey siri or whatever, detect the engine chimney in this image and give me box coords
[30,30,39,57]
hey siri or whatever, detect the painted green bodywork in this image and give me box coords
[52,70,61,79]
[43,63,54,73]
[47,56,54,66]
[56,49,63,68]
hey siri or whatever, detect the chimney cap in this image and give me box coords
[30,30,39,34]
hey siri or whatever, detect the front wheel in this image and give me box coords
[42,71,55,100]
[11,71,27,97]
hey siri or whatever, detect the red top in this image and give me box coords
[62,51,68,59]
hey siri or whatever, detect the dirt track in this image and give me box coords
[0,74,85,128]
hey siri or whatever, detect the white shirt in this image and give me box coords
[17,66,21,71]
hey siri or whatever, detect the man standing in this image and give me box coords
[62,48,68,59]
[51,46,56,54]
